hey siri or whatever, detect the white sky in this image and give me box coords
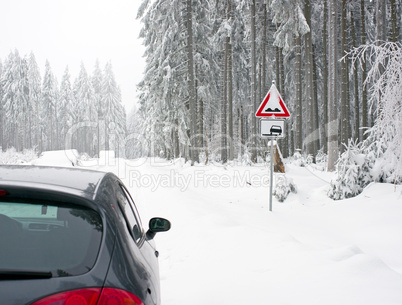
[0,0,145,113]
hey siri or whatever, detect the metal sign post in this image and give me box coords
[260,119,286,211]
[269,139,274,212]
[261,120,285,212]
[256,81,290,212]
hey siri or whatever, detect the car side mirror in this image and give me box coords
[146,217,171,240]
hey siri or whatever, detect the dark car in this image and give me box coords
[0,165,170,305]
[269,125,282,136]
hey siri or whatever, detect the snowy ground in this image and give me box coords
[26,152,402,304]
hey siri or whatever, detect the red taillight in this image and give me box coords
[31,288,100,305]
[98,288,144,305]
[31,288,144,305]
[0,190,8,196]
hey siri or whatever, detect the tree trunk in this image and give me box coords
[350,10,360,141]
[361,0,368,139]
[312,44,320,152]
[174,117,180,158]
[279,49,287,158]
[295,34,302,152]
[390,0,398,42]
[273,144,285,173]
[186,0,198,164]
[304,0,314,159]
[262,4,267,94]
[322,0,328,153]
[240,106,245,156]
[221,37,228,164]
[198,98,204,154]
[376,0,387,42]
[250,0,257,163]
[228,0,233,161]
[340,0,348,154]
[275,46,280,90]
[327,0,339,171]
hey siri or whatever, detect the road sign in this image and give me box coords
[260,119,285,138]
[256,83,290,118]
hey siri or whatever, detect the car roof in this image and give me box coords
[0,165,110,197]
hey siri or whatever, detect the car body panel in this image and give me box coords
[0,165,164,305]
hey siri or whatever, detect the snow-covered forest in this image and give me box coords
[1,0,401,195]
[136,0,400,166]
[0,52,126,156]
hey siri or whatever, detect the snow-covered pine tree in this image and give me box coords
[359,41,402,183]
[231,1,253,160]
[328,139,367,200]
[92,60,104,156]
[266,0,309,156]
[102,61,125,155]
[58,66,75,151]
[126,105,142,159]
[209,0,251,162]
[195,0,220,162]
[267,0,309,53]
[138,0,185,159]
[2,50,30,151]
[28,52,42,151]
[185,0,199,165]
[41,60,59,151]
[138,0,219,161]
[329,41,402,200]
[74,63,96,155]
[114,86,127,158]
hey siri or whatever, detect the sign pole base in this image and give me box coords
[269,139,273,212]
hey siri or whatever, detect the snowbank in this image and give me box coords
[30,150,79,167]
[0,148,38,164]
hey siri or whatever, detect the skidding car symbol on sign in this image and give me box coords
[260,120,285,138]
[267,125,282,136]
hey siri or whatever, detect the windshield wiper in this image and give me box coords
[0,269,52,280]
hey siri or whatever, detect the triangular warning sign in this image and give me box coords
[255,83,290,118]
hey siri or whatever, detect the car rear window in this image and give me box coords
[0,201,103,277]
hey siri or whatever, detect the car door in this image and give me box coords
[115,183,161,304]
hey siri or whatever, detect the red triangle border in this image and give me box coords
[255,91,290,118]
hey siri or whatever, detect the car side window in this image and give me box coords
[116,185,143,243]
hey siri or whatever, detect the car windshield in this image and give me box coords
[0,200,103,277]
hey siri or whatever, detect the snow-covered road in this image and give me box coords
[28,152,402,305]
[115,160,402,305]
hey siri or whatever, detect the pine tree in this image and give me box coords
[59,66,74,150]
[186,0,198,165]
[267,0,309,155]
[2,50,30,150]
[74,63,96,154]
[41,60,58,150]
[102,61,124,155]
[28,52,42,151]
[92,60,104,155]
